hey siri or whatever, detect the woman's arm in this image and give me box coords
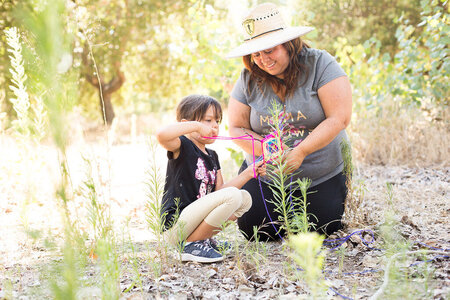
[155,121,215,158]
[228,97,264,156]
[285,76,352,171]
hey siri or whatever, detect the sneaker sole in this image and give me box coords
[181,253,224,263]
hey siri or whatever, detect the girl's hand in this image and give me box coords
[196,122,217,137]
[254,160,267,177]
[243,160,266,178]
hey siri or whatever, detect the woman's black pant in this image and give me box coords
[237,161,347,241]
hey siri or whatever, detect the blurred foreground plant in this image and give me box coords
[288,232,327,298]
[14,1,83,298]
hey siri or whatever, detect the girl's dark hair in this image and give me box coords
[176,94,223,123]
[242,37,309,100]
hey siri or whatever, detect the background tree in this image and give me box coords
[288,0,422,55]
[75,0,230,125]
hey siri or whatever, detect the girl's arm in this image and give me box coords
[228,97,264,156]
[155,121,215,158]
[284,76,352,171]
[215,161,266,190]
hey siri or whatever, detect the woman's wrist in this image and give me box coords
[291,146,307,160]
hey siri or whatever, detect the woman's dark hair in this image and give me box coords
[242,37,309,100]
[176,94,223,123]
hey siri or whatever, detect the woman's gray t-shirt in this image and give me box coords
[230,47,349,187]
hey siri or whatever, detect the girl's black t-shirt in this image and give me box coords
[161,135,221,230]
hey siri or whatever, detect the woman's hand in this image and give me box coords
[283,147,306,173]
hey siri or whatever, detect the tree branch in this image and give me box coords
[81,43,101,88]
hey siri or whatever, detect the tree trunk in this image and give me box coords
[100,92,115,126]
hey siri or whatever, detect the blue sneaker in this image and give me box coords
[181,240,224,263]
[206,238,232,253]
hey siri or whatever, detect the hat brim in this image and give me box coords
[225,26,314,58]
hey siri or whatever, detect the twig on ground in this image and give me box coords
[369,250,449,300]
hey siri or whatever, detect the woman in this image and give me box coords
[226,3,352,241]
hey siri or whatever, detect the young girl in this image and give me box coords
[156,94,265,263]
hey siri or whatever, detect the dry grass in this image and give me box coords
[349,103,449,167]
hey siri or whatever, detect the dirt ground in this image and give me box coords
[0,134,448,299]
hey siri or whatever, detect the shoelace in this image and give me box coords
[193,240,214,251]
[205,238,216,248]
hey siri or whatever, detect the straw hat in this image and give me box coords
[226,3,314,58]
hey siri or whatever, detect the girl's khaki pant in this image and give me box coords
[165,187,251,245]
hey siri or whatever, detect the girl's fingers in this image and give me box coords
[254,160,264,168]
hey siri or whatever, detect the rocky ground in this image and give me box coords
[119,165,450,300]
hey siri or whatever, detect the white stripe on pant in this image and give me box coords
[164,187,252,245]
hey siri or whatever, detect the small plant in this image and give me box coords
[292,177,315,234]
[81,157,112,245]
[288,232,327,298]
[385,182,398,214]
[122,218,144,294]
[49,225,86,300]
[230,223,268,281]
[95,237,120,299]
[335,245,347,275]
[214,220,235,257]
[266,158,298,236]
[341,139,366,227]
[1,272,14,299]
[372,183,412,299]
[171,214,186,263]
[144,136,173,275]
[228,221,249,272]
[79,155,120,298]
[264,101,316,236]
[245,226,268,272]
